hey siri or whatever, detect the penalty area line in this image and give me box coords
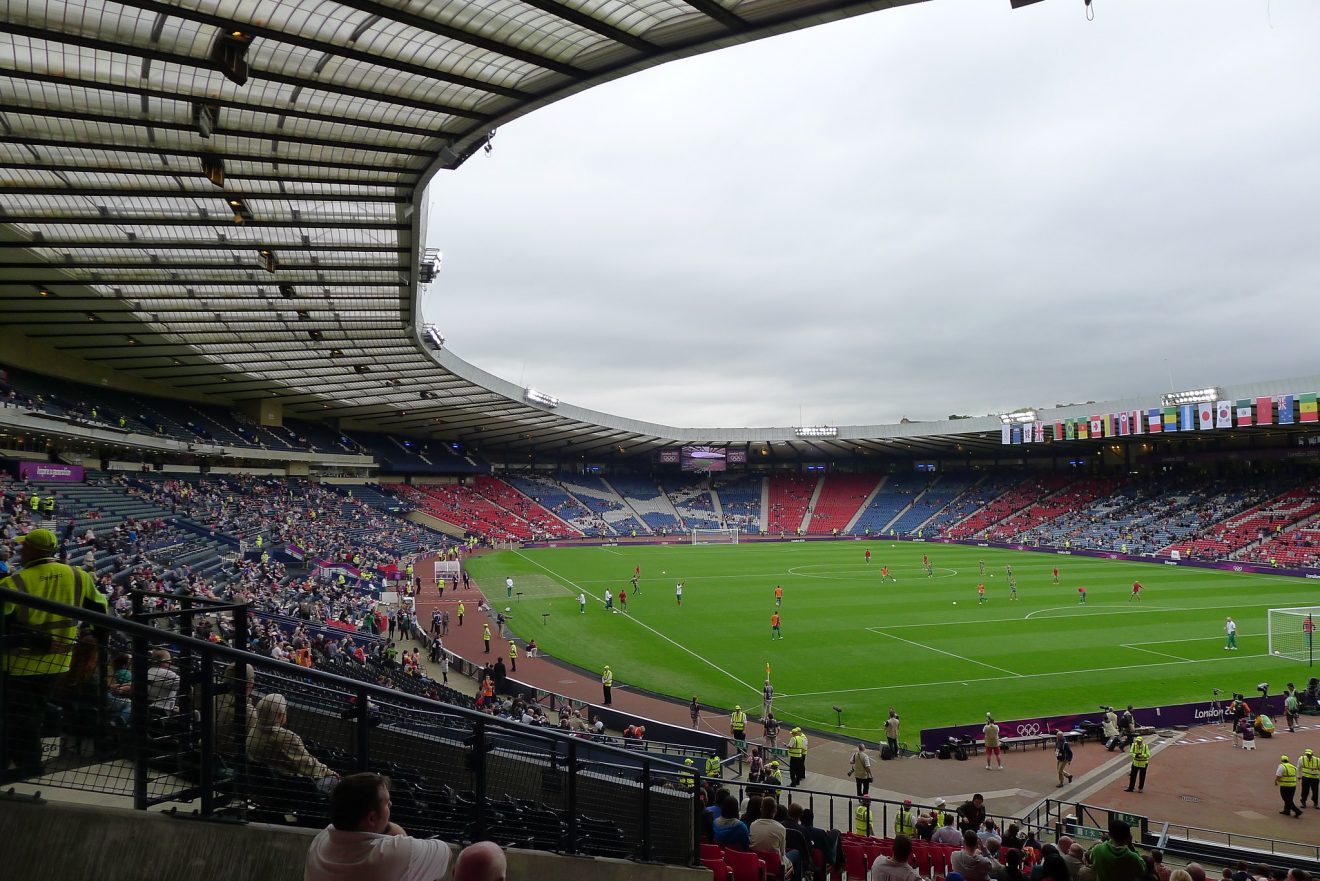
[777,651,1267,700]
[512,550,760,696]
[867,629,1022,677]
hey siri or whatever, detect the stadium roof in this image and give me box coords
[0,0,946,458]
[3,1,1317,462]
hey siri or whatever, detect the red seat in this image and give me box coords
[843,844,870,881]
[726,849,768,881]
[703,844,726,861]
[704,858,734,881]
[754,849,787,881]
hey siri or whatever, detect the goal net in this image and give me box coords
[691,527,740,545]
[1267,607,1319,662]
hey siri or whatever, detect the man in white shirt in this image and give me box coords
[305,773,453,881]
[146,650,181,711]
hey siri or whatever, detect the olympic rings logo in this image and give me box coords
[1014,722,1043,736]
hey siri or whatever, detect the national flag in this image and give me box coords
[1256,396,1273,426]
[1278,394,1295,425]
[1055,421,1066,441]
[1011,425,1022,444]
[1198,402,1213,430]
[1090,415,1103,437]
[1146,408,1162,434]
[1034,422,1045,443]
[1163,407,1179,432]
[1131,410,1144,435]
[1001,424,1011,445]
[1300,393,1318,424]
[1215,400,1231,429]
[1180,404,1196,431]
[1076,419,1088,440]
[1236,399,1253,427]
[1119,412,1130,436]
[1106,414,1117,437]
[1065,420,1076,441]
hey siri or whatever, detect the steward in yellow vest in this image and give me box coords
[1,529,109,779]
[853,797,876,836]
[1299,748,1320,809]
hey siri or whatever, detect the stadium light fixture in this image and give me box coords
[423,324,445,350]
[998,409,1037,424]
[524,388,559,408]
[1162,387,1220,406]
[795,426,838,438]
[210,30,253,85]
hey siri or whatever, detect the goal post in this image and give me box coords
[1267,607,1318,664]
[691,527,740,545]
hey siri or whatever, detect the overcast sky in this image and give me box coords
[423,0,1320,429]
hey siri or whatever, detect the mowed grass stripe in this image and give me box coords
[467,542,1313,735]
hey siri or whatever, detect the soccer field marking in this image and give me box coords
[1120,643,1190,662]
[511,550,761,696]
[786,565,959,581]
[598,547,624,557]
[1023,604,1185,620]
[866,628,1022,678]
[777,650,1269,700]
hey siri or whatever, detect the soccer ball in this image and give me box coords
[613,609,620,615]
[662,570,666,574]
[1273,650,1281,656]
[953,601,958,605]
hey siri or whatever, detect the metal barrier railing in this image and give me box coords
[0,586,695,864]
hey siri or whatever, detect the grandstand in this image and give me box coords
[5,0,1320,876]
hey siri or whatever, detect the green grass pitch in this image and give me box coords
[465,541,1317,738]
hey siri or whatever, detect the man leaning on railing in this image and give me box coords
[1,527,108,783]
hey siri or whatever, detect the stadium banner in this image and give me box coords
[1277,394,1294,425]
[1011,425,1022,444]
[1089,415,1102,437]
[1118,412,1129,436]
[1302,392,1320,423]
[1131,409,1144,435]
[17,461,85,482]
[920,694,1285,753]
[1162,407,1178,432]
[1215,400,1232,428]
[1256,396,1273,426]
[1146,408,1162,434]
[1064,421,1076,441]
[1001,425,1011,445]
[1197,402,1213,430]
[1034,422,1045,443]
[1105,414,1117,437]
[1076,419,1088,440]
[1236,399,1253,426]
[1054,421,1066,441]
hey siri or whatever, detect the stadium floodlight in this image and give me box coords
[524,388,559,408]
[795,426,838,438]
[1162,387,1220,407]
[423,324,445,350]
[999,409,1037,424]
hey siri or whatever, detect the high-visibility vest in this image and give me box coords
[602,669,613,686]
[482,625,491,640]
[854,805,875,836]
[30,495,40,510]
[706,756,722,777]
[788,735,806,758]
[1131,743,1150,768]
[255,535,263,548]
[2,562,106,676]
[679,766,695,789]
[731,710,747,732]
[1300,755,1320,779]
[509,643,518,659]
[1278,762,1298,788]
[457,603,465,616]
[895,808,916,836]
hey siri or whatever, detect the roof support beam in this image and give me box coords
[0,67,451,139]
[125,0,533,102]
[512,0,656,52]
[5,24,490,120]
[327,0,586,79]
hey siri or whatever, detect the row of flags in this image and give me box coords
[1001,393,1320,445]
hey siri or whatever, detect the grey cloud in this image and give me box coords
[426,0,1320,429]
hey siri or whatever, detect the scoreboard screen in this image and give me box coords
[682,445,727,472]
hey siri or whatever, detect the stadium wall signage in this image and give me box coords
[921,695,1285,753]
[17,461,85,482]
